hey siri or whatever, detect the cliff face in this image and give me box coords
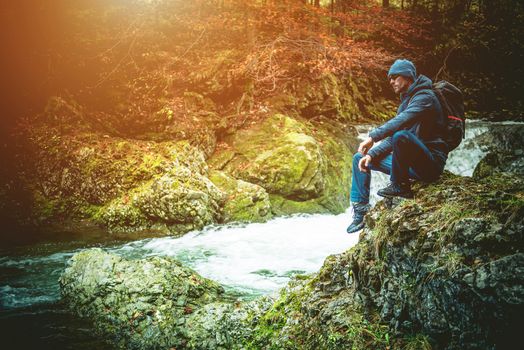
[59,169,524,349]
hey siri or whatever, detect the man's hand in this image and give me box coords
[358,155,372,173]
[358,137,374,155]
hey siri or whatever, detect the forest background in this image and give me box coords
[2,0,522,128]
[0,0,523,231]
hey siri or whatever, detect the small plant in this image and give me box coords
[402,333,432,350]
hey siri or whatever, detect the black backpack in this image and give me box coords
[432,80,465,151]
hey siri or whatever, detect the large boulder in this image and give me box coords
[226,114,327,199]
[100,166,225,235]
[448,122,524,177]
[19,112,357,233]
[473,151,524,179]
[208,170,272,223]
[472,123,524,178]
[239,172,524,349]
[59,248,224,349]
[23,127,221,232]
[210,114,357,215]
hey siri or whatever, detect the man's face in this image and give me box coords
[389,75,412,94]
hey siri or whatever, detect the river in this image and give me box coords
[0,120,514,349]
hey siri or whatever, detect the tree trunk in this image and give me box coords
[383,0,390,8]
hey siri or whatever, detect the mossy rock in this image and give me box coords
[209,114,356,216]
[209,170,272,223]
[60,248,224,349]
[100,166,226,235]
[473,152,524,180]
[60,173,522,350]
[24,128,220,231]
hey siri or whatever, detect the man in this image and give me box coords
[346,59,448,234]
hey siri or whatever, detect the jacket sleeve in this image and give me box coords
[369,92,434,142]
[368,136,392,159]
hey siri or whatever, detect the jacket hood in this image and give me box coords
[401,74,433,101]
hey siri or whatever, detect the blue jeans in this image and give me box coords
[350,130,444,204]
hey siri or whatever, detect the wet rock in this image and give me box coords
[59,248,224,349]
[474,124,524,153]
[209,170,272,223]
[473,151,524,179]
[470,124,524,179]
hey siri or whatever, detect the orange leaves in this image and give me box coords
[31,0,433,141]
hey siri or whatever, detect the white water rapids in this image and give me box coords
[109,213,360,299]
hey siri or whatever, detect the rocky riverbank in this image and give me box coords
[59,160,524,349]
[14,111,359,236]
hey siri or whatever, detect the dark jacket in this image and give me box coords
[367,74,448,164]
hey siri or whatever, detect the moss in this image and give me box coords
[140,153,166,173]
[209,170,272,223]
[210,113,355,217]
[269,194,329,215]
[25,129,217,230]
[401,334,433,350]
[80,204,104,220]
[32,192,68,221]
[208,149,236,170]
[246,280,310,350]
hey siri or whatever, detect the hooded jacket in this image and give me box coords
[367,74,448,164]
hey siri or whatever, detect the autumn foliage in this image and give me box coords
[16,0,432,141]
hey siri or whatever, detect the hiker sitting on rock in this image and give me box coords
[347,59,448,234]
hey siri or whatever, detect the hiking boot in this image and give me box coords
[377,182,413,199]
[346,202,370,234]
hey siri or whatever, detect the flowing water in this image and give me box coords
[0,120,516,349]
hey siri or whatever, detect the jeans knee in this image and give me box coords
[392,130,412,146]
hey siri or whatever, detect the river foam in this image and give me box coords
[110,212,360,298]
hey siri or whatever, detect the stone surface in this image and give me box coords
[60,172,524,349]
[209,170,272,223]
[59,248,224,349]
[18,111,357,234]
[471,124,524,179]
[210,114,356,215]
[101,166,225,235]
